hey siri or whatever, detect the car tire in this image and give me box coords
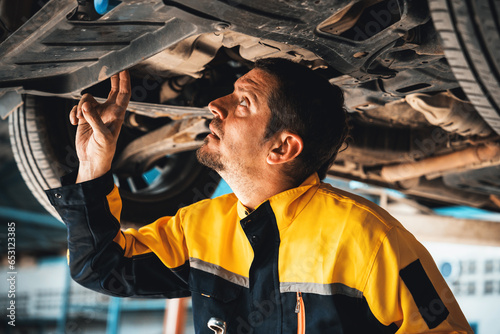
[9,95,220,226]
[8,95,62,218]
[429,0,500,134]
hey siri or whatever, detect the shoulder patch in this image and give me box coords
[399,259,449,329]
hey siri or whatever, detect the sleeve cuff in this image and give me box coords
[60,169,78,186]
[45,170,115,206]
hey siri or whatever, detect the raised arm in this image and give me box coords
[45,71,190,298]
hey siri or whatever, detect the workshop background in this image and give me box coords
[1,115,500,333]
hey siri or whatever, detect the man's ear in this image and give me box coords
[266,131,303,165]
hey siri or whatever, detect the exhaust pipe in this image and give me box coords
[381,143,500,182]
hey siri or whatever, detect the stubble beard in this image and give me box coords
[196,117,225,172]
[196,138,225,172]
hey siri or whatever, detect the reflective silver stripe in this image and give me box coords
[280,282,363,298]
[189,257,250,288]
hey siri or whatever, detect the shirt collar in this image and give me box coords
[237,200,252,219]
[236,173,321,225]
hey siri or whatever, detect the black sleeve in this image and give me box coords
[45,171,190,299]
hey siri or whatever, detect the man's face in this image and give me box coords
[196,68,278,177]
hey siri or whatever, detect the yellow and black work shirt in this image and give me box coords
[46,172,472,334]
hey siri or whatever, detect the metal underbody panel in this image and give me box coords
[3,0,500,211]
[0,0,459,108]
[0,0,218,97]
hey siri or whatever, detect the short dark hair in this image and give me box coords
[254,58,349,181]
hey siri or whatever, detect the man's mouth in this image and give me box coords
[209,125,220,140]
[209,119,223,140]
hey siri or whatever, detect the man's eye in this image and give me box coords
[239,99,248,107]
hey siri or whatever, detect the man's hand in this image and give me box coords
[69,71,131,183]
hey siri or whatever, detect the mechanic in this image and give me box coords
[45,58,472,333]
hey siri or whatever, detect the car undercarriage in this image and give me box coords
[1,0,500,225]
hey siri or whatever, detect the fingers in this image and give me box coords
[82,101,111,139]
[69,105,78,125]
[108,73,120,103]
[77,93,98,120]
[107,70,131,108]
[74,70,130,133]
[116,70,131,108]
[110,73,120,91]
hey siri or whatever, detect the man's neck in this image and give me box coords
[220,170,297,210]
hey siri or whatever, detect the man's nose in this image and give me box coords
[208,96,228,119]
